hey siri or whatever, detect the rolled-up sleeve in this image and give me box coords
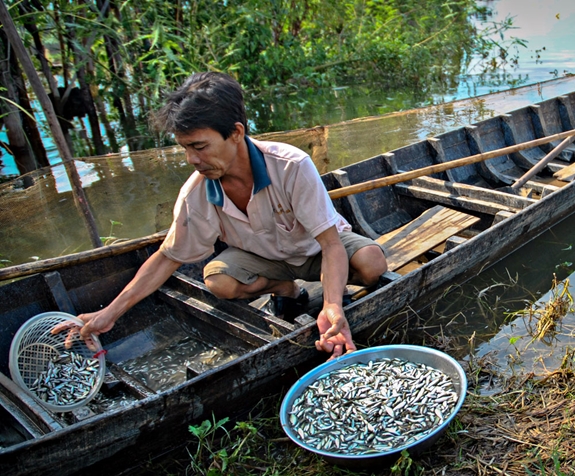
[160,177,219,263]
[288,157,350,238]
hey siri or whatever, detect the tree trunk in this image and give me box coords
[19,0,75,156]
[0,32,36,178]
[98,0,140,151]
[87,57,119,152]
[68,23,107,156]
[6,34,49,167]
[93,88,119,153]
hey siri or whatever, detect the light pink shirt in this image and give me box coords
[160,138,351,265]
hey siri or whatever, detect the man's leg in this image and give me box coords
[205,273,301,300]
[349,245,387,285]
[339,232,387,286]
[203,247,302,300]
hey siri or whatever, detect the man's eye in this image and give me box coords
[194,146,206,151]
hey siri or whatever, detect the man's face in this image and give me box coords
[175,125,243,180]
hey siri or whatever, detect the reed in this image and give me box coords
[514,274,574,345]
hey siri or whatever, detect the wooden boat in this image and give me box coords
[2,91,575,475]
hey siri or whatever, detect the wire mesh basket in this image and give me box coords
[9,312,106,413]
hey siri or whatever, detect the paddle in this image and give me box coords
[328,129,575,199]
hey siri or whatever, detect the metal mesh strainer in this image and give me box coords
[9,312,106,413]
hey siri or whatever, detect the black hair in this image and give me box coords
[151,72,248,138]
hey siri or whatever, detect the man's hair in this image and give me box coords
[152,72,248,138]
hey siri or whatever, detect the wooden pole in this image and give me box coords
[0,0,103,248]
[328,129,575,199]
[510,135,575,190]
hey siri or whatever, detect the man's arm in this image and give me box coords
[314,225,357,359]
[57,250,182,339]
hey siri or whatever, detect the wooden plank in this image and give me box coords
[106,363,156,399]
[395,183,523,216]
[553,161,575,182]
[166,273,295,335]
[376,205,480,272]
[0,372,63,434]
[43,272,77,315]
[444,236,467,252]
[409,176,536,209]
[0,232,166,282]
[492,210,515,226]
[0,389,44,439]
[158,288,274,347]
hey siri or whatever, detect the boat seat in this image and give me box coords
[344,205,480,303]
[394,176,535,216]
[553,161,575,182]
[375,205,480,272]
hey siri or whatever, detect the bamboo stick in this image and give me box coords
[328,129,575,199]
[511,135,575,190]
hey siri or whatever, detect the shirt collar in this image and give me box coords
[205,136,271,206]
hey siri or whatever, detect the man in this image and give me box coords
[69,72,387,359]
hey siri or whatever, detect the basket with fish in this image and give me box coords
[9,311,106,413]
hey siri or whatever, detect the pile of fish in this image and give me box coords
[28,351,100,407]
[289,358,459,454]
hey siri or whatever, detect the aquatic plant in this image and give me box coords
[2,0,520,171]
[521,274,573,344]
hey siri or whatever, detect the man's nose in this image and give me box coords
[186,150,200,165]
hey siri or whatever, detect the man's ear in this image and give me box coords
[231,122,245,142]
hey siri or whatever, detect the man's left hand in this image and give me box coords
[315,303,357,360]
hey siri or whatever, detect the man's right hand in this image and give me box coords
[315,303,357,360]
[53,250,182,343]
[77,309,118,338]
[49,311,114,352]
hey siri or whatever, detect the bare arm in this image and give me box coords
[314,225,357,359]
[75,250,182,338]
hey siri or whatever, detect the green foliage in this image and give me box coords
[390,449,425,475]
[524,447,568,476]
[0,255,12,269]
[99,219,123,245]
[508,336,521,346]
[187,415,261,475]
[5,0,519,155]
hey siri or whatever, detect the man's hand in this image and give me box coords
[50,312,110,352]
[315,303,357,360]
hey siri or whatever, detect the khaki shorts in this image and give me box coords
[203,231,384,284]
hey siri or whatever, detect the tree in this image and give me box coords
[0,29,37,178]
[1,0,517,175]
